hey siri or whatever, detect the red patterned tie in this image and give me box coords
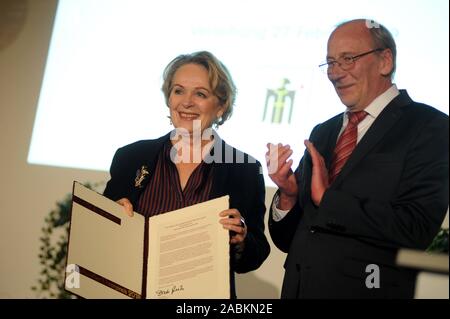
[329,111,368,183]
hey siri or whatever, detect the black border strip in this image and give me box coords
[73,195,121,225]
[141,217,149,299]
[78,265,141,299]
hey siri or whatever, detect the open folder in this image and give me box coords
[65,182,230,299]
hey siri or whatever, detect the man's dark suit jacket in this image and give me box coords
[269,90,449,298]
[104,132,270,299]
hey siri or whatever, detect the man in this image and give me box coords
[266,19,448,298]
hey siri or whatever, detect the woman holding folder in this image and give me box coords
[103,51,270,298]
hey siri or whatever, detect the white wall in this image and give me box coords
[0,0,285,298]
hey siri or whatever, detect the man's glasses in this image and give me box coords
[319,48,385,74]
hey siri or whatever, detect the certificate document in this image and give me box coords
[65,182,230,299]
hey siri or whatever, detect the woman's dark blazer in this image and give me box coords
[104,132,270,298]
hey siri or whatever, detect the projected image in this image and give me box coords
[28,0,449,186]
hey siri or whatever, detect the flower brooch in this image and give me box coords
[134,165,150,188]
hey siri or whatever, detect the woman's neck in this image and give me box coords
[170,129,215,164]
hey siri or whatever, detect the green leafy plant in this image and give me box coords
[32,183,102,298]
[427,228,449,254]
[31,192,75,298]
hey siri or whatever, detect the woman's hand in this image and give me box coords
[219,209,247,245]
[116,198,134,217]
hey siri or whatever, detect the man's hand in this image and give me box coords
[266,143,298,210]
[304,140,329,206]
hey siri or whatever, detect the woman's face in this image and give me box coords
[169,63,224,134]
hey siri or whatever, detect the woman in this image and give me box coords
[103,51,270,298]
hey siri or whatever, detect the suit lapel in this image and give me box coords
[333,90,411,184]
[323,116,344,168]
[209,137,229,199]
[129,132,171,206]
[210,161,228,198]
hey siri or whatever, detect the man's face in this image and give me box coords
[326,22,391,111]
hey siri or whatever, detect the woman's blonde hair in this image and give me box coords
[162,51,236,127]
